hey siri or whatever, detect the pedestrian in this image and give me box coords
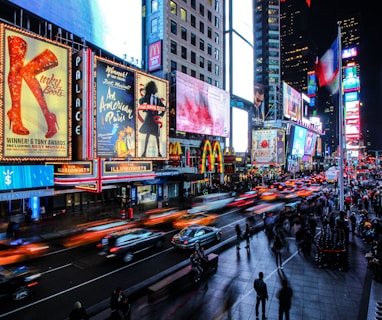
[349,212,357,233]
[69,300,88,320]
[235,224,242,250]
[277,279,293,320]
[110,287,131,320]
[253,271,268,320]
[273,233,284,269]
[244,223,251,249]
[190,250,204,282]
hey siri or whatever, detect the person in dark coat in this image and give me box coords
[277,279,293,320]
[254,271,268,320]
[69,300,88,320]
[110,287,131,320]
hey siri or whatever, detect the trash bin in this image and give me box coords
[120,209,126,220]
[128,208,134,220]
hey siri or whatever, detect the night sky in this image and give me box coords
[308,0,382,150]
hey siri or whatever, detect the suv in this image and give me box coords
[0,265,41,301]
[97,228,166,263]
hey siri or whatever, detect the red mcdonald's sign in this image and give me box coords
[148,40,162,72]
[199,140,223,174]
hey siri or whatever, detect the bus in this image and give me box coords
[189,192,234,213]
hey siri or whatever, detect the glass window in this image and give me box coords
[207,60,212,72]
[200,3,204,16]
[214,48,219,60]
[207,44,212,55]
[207,77,212,84]
[200,21,204,33]
[200,74,205,81]
[181,46,187,59]
[151,18,158,33]
[191,51,196,64]
[171,60,177,72]
[181,27,187,40]
[191,0,196,9]
[191,33,196,46]
[152,0,158,12]
[181,8,187,21]
[215,0,219,12]
[214,32,219,44]
[207,10,212,22]
[191,14,196,27]
[215,64,219,75]
[199,56,204,68]
[191,69,196,77]
[181,65,187,73]
[214,16,219,28]
[171,40,177,54]
[199,39,205,51]
[207,27,212,38]
[215,80,219,87]
[171,20,177,34]
[170,1,177,14]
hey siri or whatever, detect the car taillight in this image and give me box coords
[27,281,39,288]
[109,247,120,253]
[183,240,189,245]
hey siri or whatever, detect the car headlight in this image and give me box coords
[25,273,41,281]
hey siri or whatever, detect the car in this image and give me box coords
[0,265,41,301]
[97,227,166,263]
[171,225,222,250]
[141,209,186,227]
[172,212,218,229]
[0,239,50,265]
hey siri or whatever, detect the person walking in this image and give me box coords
[277,279,293,320]
[110,287,131,320]
[244,223,251,249]
[253,272,268,320]
[235,224,242,250]
[273,233,284,269]
[69,300,88,320]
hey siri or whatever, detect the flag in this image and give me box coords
[315,37,340,94]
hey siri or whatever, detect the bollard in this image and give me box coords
[120,209,126,220]
[128,207,134,220]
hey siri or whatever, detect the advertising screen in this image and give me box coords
[232,107,248,153]
[94,58,136,159]
[291,126,306,157]
[307,72,317,98]
[176,72,230,137]
[304,131,317,156]
[1,24,71,161]
[343,65,360,92]
[283,82,301,121]
[345,100,360,119]
[344,91,359,102]
[252,129,284,165]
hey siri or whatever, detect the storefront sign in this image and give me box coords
[103,161,152,174]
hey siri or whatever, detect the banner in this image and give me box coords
[1,24,71,160]
[94,57,136,159]
[136,72,169,159]
[199,140,223,174]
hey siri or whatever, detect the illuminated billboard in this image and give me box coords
[148,40,162,72]
[304,131,317,156]
[136,72,169,159]
[307,71,317,98]
[94,57,136,159]
[176,72,230,137]
[282,82,301,121]
[290,125,307,157]
[1,24,72,161]
[252,129,285,165]
[232,107,248,153]
[343,65,360,92]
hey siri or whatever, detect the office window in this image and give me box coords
[207,60,212,72]
[200,56,205,68]
[214,32,219,44]
[191,69,196,77]
[199,39,205,51]
[170,1,177,14]
[191,51,196,64]
[181,65,187,73]
[191,15,196,27]
[151,18,158,33]
[215,64,219,76]
[191,0,196,9]
[200,3,204,16]
[207,10,212,22]
[207,27,212,38]
[200,74,205,81]
[207,44,212,55]
[171,60,177,72]
[152,0,158,12]
[215,80,219,87]
[171,20,177,34]
[200,21,204,34]
[171,40,177,54]
[215,16,219,28]
[181,46,187,59]
[207,0,212,5]
[181,27,187,40]
[191,33,196,46]
[181,8,187,21]
[207,77,212,84]
[214,48,219,60]
[215,0,219,12]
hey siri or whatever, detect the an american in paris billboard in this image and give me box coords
[176,72,230,137]
[0,24,72,161]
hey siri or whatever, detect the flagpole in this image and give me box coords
[337,21,345,212]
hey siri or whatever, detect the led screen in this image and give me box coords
[252,129,284,165]
[304,131,317,156]
[176,72,230,137]
[9,0,142,65]
[232,107,248,153]
[283,82,302,121]
[307,72,317,97]
[345,100,360,119]
[344,92,358,102]
[343,65,360,92]
[291,126,306,157]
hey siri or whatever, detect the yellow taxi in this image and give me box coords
[172,212,218,229]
